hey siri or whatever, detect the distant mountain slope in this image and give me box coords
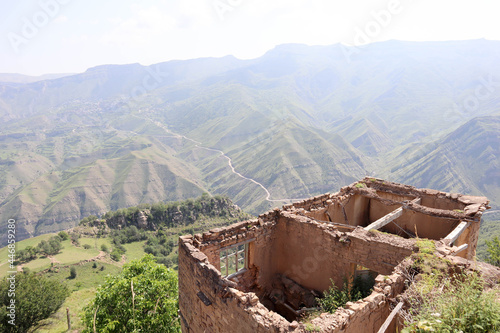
[1,40,500,244]
[389,115,500,205]
[0,73,73,84]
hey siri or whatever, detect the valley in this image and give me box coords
[0,40,499,249]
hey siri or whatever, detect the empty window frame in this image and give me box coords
[219,241,250,278]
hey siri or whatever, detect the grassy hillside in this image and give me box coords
[384,116,500,210]
[1,40,500,245]
[0,195,249,331]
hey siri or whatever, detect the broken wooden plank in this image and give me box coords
[364,208,404,231]
[364,197,421,231]
[451,243,468,255]
[377,302,403,333]
[443,221,470,244]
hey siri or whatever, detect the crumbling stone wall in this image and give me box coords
[178,178,490,332]
[289,178,489,259]
[178,220,411,333]
[179,207,415,333]
[179,232,293,333]
[270,212,415,292]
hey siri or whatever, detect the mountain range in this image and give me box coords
[0,39,499,245]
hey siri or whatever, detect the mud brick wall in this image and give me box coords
[178,178,490,333]
[270,212,416,292]
[178,235,294,333]
[178,222,411,333]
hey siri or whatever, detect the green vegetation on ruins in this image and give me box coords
[316,275,375,313]
[400,241,500,333]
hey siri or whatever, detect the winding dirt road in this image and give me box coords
[149,119,306,203]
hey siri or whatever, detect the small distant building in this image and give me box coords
[178,178,492,332]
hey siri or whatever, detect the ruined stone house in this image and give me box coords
[178,178,492,332]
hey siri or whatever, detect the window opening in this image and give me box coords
[220,242,249,278]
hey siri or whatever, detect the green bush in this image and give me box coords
[485,236,500,267]
[110,249,122,262]
[0,273,69,332]
[100,244,109,253]
[69,266,77,279]
[316,275,374,313]
[37,237,63,256]
[111,226,147,245]
[83,244,91,249]
[70,232,80,246]
[58,231,70,240]
[82,255,180,332]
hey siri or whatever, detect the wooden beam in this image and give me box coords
[451,243,468,255]
[443,221,470,244]
[364,208,403,231]
[364,197,421,231]
[377,302,403,333]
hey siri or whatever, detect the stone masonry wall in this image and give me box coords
[271,212,415,292]
[179,234,294,333]
[178,178,490,332]
[178,226,411,333]
[179,208,416,333]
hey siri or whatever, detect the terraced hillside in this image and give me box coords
[1,40,499,245]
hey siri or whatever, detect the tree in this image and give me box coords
[58,231,70,241]
[36,237,63,256]
[82,255,179,332]
[485,236,500,266]
[100,244,109,253]
[0,272,69,332]
[110,249,122,262]
[69,267,77,279]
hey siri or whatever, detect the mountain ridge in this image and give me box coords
[1,39,499,245]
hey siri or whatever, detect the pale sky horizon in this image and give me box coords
[0,0,499,76]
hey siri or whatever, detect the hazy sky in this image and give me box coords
[0,0,498,75]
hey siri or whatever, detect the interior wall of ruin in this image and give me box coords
[178,235,291,333]
[179,231,412,333]
[380,210,459,240]
[267,213,415,293]
[321,195,402,228]
[420,194,467,211]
